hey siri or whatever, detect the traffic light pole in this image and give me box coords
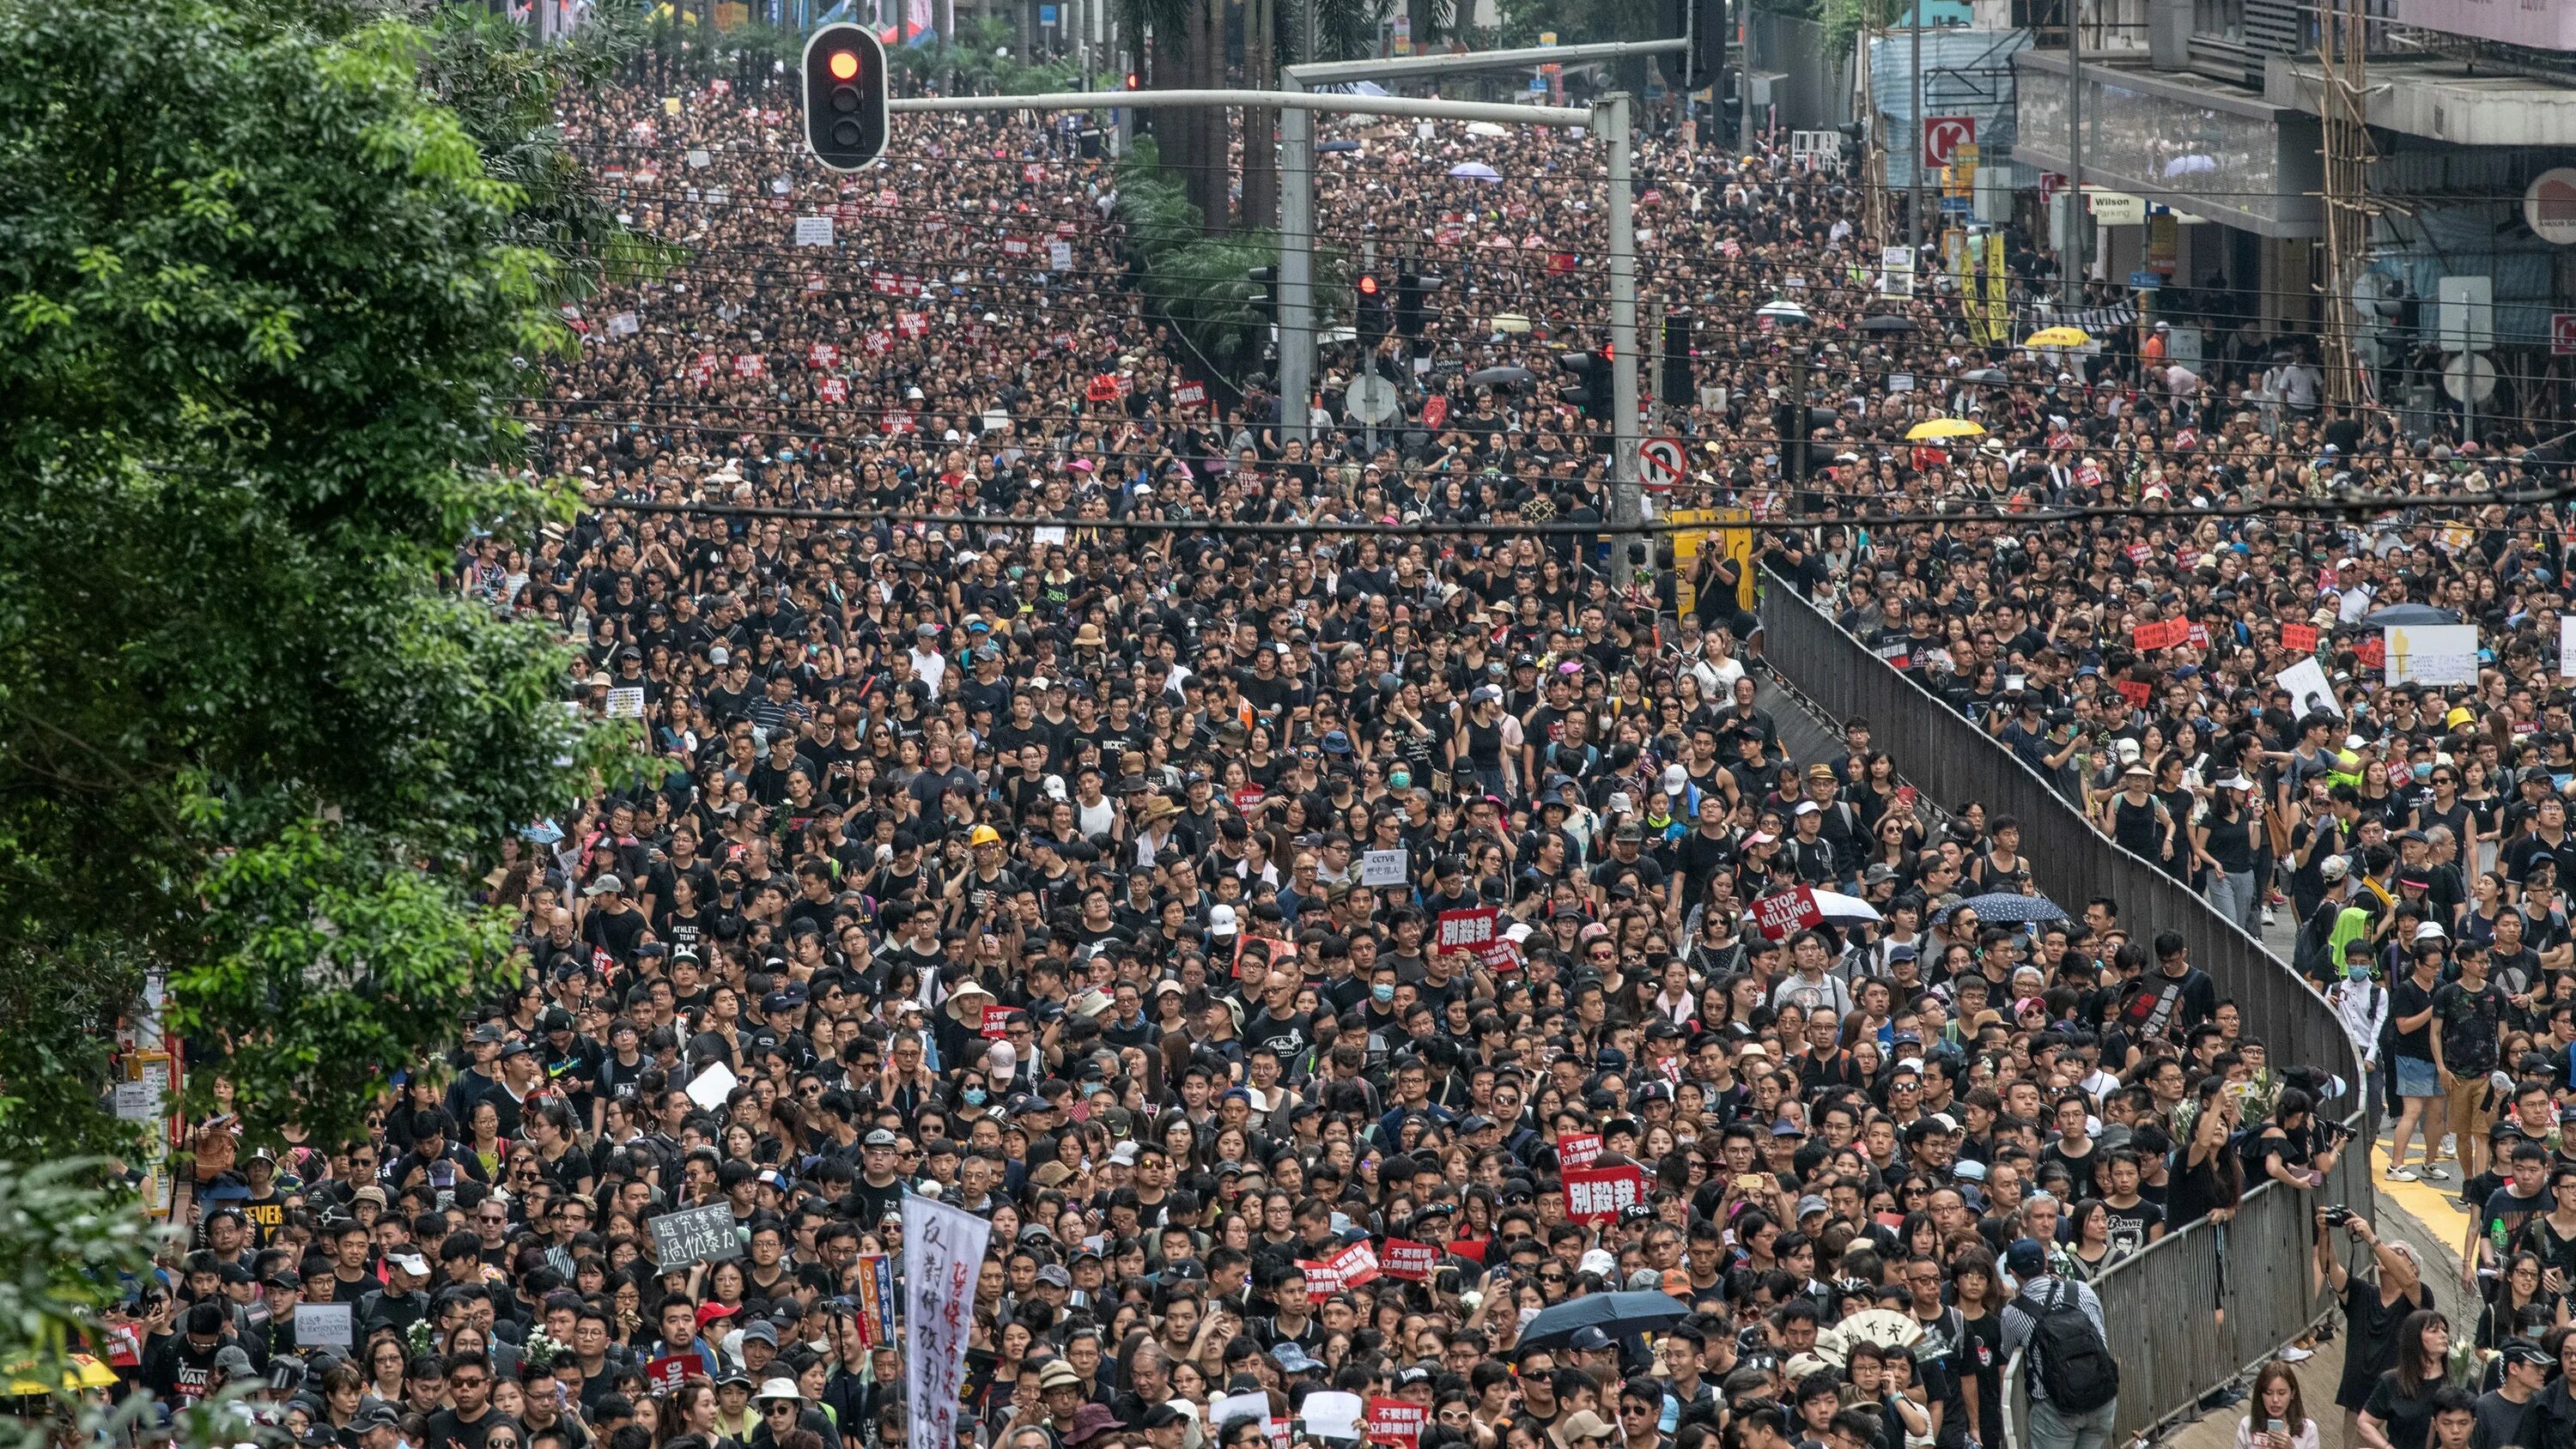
[1279,106,1314,448]
[1601,93,1642,591]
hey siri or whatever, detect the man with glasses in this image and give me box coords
[425,1351,506,1449]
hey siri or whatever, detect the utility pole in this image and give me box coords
[2065,0,2085,306]
[1279,104,1313,446]
[1788,341,1809,516]
[1908,0,1923,258]
[2317,0,2377,406]
[1737,0,1753,147]
[1603,94,1641,588]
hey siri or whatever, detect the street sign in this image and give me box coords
[1344,373,1400,426]
[2444,353,2499,403]
[2129,270,2162,289]
[1639,437,1686,489]
[2555,312,2576,356]
[1923,116,1974,170]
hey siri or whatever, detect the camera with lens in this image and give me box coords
[2323,1205,2355,1228]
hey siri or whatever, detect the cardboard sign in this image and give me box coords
[1366,1398,1427,1449]
[1561,1164,1648,1223]
[980,1003,1012,1039]
[2385,623,2479,687]
[605,687,646,718]
[1558,1131,1603,1169]
[2276,658,2339,718]
[794,215,835,247]
[2281,622,2318,652]
[1359,849,1411,888]
[2112,679,2154,710]
[1304,1394,1365,1442]
[648,1202,744,1266]
[295,1303,354,1350]
[1327,1240,1381,1288]
[1752,886,1823,941]
[686,1060,738,1111]
[646,1355,696,1395]
[1380,1240,1438,1280]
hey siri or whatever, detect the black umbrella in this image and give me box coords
[2361,603,2461,627]
[1316,139,1363,154]
[1467,366,1534,386]
[1516,1291,1689,1352]
[1860,314,1917,334]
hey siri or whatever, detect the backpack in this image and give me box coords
[2017,1277,2120,1413]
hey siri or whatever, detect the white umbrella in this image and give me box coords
[1448,161,1502,182]
[1811,889,1881,925]
[1466,120,1509,138]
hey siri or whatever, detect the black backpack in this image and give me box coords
[2017,1277,2120,1413]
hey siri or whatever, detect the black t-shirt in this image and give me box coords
[427,1406,515,1449]
[2338,1282,2431,1411]
[2392,976,2439,1059]
[2362,1373,2441,1449]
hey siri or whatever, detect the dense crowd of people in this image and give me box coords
[102,36,2554,1449]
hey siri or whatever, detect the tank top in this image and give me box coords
[2113,794,2163,858]
[1465,717,1504,769]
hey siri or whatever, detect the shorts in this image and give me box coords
[2393,1055,2439,1100]
[2446,1068,2498,1135]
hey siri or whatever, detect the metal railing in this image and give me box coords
[1756,566,2371,1445]
[2000,1141,2375,1447]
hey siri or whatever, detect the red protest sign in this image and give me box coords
[1232,786,1265,815]
[1561,1164,1648,1223]
[981,1003,1012,1039]
[807,343,840,369]
[2282,622,2318,652]
[2131,619,2184,651]
[2124,543,2150,564]
[1175,380,1207,409]
[1558,1131,1603,1169]
[895,311,928,339]
[2185,622,2210,649]
[1367,1399,1427,1449]
[646,1355,694,1395]
[1423,394,1449,430]
[2113,679,2154,710]
[1380,1240,1438,1280]
[1328,1240,1381,1288]
[818,377,848,403]
[1085,374,1121,403]
[1752,886,1823,941]
[2355,637,2386,669]
[1298,1258,1342,1300]
[1436,906,1516,969]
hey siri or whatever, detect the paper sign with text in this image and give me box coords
[1560,1164,1648,1223]
[2281,622,2318,652]
[1327,1239,1381,1288]
[1557,1131,1603,1169]
[1366,1398,1427,1449]
[1752,887,1823,942]
[1380,1240,1438,1279]
[1359,849,1411,888]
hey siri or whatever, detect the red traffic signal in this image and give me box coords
[1357,274,1381,296]
[800,25,887,172]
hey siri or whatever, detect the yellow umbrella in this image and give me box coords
[4,1355,118,1396]
[2021,325,2092,349]
[1905,418,1986,440]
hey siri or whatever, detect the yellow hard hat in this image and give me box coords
[970,825,1003,847]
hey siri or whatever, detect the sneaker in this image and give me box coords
[2442,1133,2458,1159]
[2422,1163,2452,1181]
[2386,1165,2420,1182]
[2263,908,2277,926]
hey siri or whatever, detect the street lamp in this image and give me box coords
[1758,300,1816,515]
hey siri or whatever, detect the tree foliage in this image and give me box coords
[0,0,608,1157]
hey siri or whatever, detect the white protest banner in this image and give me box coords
[904,1191,993,1449]
[2561,616,2576,676]
[1304,1392,1365,1442]
[1048,239,1073,271]
[2385,623,2478,687]
[1359,850,1410,888]
[295,1303,354,1350]
[2275,657,2339,718]
[685,1059,738,1111]
[794,215,835,247]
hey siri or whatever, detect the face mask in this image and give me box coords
[2413,763,2433,781]
[963,1088,987,1106]
[1389,771,1411,789]
[2348,964,2372,982]
[1372,984,1396,1005]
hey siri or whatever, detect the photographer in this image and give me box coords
[2321,1208,2432,1449]
[1990,694,2085,785]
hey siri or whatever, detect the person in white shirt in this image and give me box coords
[908,622,948,700]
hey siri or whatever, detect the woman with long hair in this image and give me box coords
[2237,1360,2320,1449]
[2357,1309,2451,1449]
[2477,1251,2568,1349]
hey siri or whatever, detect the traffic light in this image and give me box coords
[1355,273,1389,345]
[1660,307,1695,403]
[1666,0,1725,90]
[1246,265,1278,325]
[1557,345,1616,423]
[1395,271,1438,337]
[800,25,887,171]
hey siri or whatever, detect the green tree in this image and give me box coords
[0,0,608,1160]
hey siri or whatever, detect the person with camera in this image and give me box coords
[2321,1206,2432,1449]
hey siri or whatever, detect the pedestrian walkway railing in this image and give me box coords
[1755,565,2371,1446]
